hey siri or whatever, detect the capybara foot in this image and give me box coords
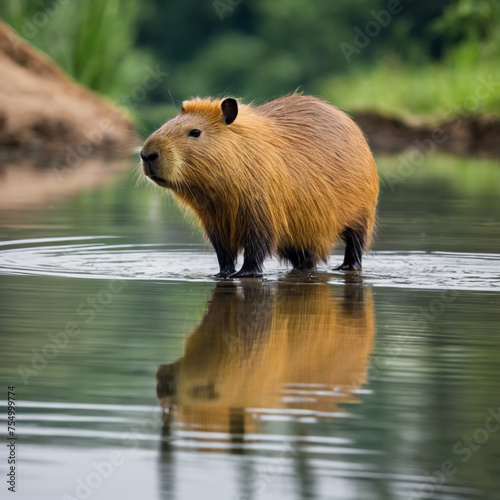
[334,262,362,272]
[214,267,236,279]
[230,269,263,278]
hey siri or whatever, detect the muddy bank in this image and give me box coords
[354,111,500,158]
[0,21,136,157]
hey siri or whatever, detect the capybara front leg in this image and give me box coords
[231,238,267,278]
[209,233,236,277]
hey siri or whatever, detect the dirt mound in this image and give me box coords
[0,21,136,156]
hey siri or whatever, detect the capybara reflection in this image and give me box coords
[157,279,375,434]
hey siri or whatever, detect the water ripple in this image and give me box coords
[0,236,498,291]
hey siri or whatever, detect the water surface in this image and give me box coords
[1,153,499,500]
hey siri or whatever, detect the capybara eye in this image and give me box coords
[188,129,201,138]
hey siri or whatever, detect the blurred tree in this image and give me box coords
[433,0,500,65]
[433,0,500,44]
[4,0,491,116]
[136,0,454,102]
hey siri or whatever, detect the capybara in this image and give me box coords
[141,94,379,277]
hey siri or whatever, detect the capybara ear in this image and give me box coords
[221,98,238,125]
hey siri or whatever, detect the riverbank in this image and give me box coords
[0,21,136,157]
[318,54,500,158]
[353,112,500,158]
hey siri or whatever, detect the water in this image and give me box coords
[1,154,499,500]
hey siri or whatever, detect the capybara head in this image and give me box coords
[140,98,240,197]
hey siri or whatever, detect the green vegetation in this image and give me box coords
[320,52,500,119]
[1,0,499,121]
[377,152,500,196]
[320,0,500,119]
[0,0,152,98]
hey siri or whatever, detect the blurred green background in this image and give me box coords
[1,0,499,132]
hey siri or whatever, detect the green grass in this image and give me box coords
[376,152,500,196]
[319,46,500,121]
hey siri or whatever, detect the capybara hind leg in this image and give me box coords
[209,233,236,277]
[335,228,364,271]
[280,247,318,271]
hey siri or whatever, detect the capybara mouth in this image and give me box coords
[148,175,169,187]
[142,162,167,186]
[142,161,154,178]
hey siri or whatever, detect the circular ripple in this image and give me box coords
[0,236,499,291]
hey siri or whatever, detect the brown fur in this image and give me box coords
[141,94,379,275]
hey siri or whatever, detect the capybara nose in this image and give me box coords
[140,149,159,177]
[140,149,159,164]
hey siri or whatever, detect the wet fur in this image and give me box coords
[142,94,379,274]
